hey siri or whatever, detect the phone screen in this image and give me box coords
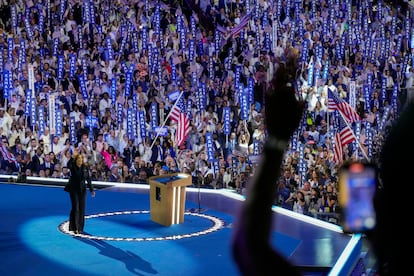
[339,162,377,233]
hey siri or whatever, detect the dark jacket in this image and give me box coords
[65,158,94,193]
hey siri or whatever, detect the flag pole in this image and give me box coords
[149,90,185,149]
[337,110,370,162]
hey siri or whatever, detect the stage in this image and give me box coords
[0,176,365,275]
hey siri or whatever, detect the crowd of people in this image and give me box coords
[0,0,412,224]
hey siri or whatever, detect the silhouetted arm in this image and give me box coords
[232,53,304,275]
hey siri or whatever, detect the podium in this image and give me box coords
[149,173,192,226]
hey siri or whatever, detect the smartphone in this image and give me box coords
[338,162,377,233]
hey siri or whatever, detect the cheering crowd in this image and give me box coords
[0,0,412,221]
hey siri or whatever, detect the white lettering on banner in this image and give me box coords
[49,95,56,135]
[349,81,356,109]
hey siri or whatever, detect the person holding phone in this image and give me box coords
[64,151,95,234]
[231,49,411,275]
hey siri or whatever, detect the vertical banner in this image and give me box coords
[212,159,220,178]
[131,108,138,139]
[18,40,25,76]
[0,45,3,75]
[110,77,117,104]
[349,80,356,109]
[117,103,123,127]
[322,61,329,81]
[30,93,37,127]
[38,106,45,136]
[138,110,147,139]
[52,38,59,57]
[232,156,238,177]
[253,140,261,155]
[363,84,371,111]
[49,94,56,135]
[291,131,299,152]
[7,38,13,63]
[106,37,114,60]
[3,70,10,100]
[69,54,76,79]
[124,64,133,97]
[11,5,17,32]
[186,98,193,120]
[55,109,62,136]
[171,61,177,83]
[69,116,76,145]
[208,56,214,80]
[298,144,307,184]
[234,65,241,88]
[205,132,215,162]
[189,39,195,62]
[272,19,278,53]
[126,108,133,137]
[24,89,32,115]
[150,102,158,128]
[365,122,373,158]
[57,55,64,81]
[239,85,249,120]
[223,107,231,135]
[307,63,314,87]
[78,74,88,99]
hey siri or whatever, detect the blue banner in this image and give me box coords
[30,93,37,126]
[38,106,45,136]
[150,102,158,128]
[239,86,249,120]
[126,108,133,137]
[154,126,168,136]
[24,90,31,115]
[57,55,64,81]
[55,109,62,136]
[213,159,220,178]
[206,132,215,162]
[117,103,123,127]
[223,107,231,135]
[3,70,10,99]
[69,116,76,145]
[138,111,147,139]
[78,75,88,99]
[7,38,13,63]
[131,108,138,139]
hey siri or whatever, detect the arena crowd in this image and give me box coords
[0,0,412,222]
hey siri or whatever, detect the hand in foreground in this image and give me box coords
[231,52,304,276]
[265,52,305,140]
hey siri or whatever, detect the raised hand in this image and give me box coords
[265,51,304,141]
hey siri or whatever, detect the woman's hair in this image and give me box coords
[74,154,83,161]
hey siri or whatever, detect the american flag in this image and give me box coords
[333,132,343,164]
[170,97,190,147]
[327,88,361,123]
[0,141,20,169]
[333,113,356,164]
[337,113,355,145]
[230,11,252,37]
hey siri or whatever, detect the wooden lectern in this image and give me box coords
[148,173,192,226]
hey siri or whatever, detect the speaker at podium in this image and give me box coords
[148,173,192,226]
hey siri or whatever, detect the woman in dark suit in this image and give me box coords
[64,152,95,234]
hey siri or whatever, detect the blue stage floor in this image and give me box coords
[0,180,362,276]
